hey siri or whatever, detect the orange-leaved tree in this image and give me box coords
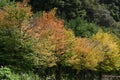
[28,9,76,68]
[28,9,77,80]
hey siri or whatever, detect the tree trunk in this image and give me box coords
[89,70,94,80]
[55,64,61,80]
[80,70,86,80]
[98,72,102,80]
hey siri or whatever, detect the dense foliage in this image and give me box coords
[66,17,99,37]
[0,0,120,80]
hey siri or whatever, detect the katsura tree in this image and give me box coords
[28,9,76,80]
[92,30,120,72]
[0,1,34,71]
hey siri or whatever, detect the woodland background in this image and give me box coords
[0,0,120,80]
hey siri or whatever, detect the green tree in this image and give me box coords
[66,17,98,37]
[29,0,86,20]
[99,0,120,21]
[0,1,34,71]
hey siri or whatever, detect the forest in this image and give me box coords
[0,0,120,80]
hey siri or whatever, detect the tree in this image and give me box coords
[0,1,34,71]
[66,17,98,37]
[99,0,120,21]
[28,9,76,80]
[92,30,120,71]
[69,38,104,70]
[29,0,86,20]
[68,37,104,80]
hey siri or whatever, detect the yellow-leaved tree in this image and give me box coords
[92,30,120,71]
[68,38,104,70]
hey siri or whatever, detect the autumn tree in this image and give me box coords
[28,9,76,80]
[92,30,120,72]
[68,37,105,80]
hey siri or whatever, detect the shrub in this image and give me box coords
[0,66,19,80]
